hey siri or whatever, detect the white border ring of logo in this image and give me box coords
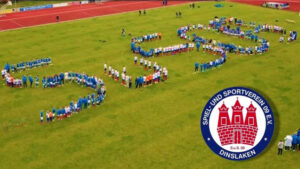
[200,87,274,160]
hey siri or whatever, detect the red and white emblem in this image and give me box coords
[201,87,274,160]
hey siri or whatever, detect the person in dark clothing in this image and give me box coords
[122,28,125,37]
[143,10,146,15]
[139,10,141,16]
[129,79,132,88]
[135,77,138,88]
[56,15,60,22]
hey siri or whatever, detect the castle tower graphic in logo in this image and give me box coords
[217,98,258,146]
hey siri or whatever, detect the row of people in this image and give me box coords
[195,53,227,72]
[4,58,51,73]
[278,129,300,155]
[40,91,106,123]
[178,22,269,56]
[131,32,162,43]
[135,57,165,73]
[153,43,194,56]
[64,72,105,90]
[135,67,168,88]
[106,65,133,88]
[41,73,65,88]
[104,65,133,88]
[2,69,38,88]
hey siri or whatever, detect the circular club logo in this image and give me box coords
[200,87,274,160]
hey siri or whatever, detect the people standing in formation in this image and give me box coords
[178,21,270,55]
[2,58,52,88]
[195,53,227,72]
[131,32,161,43]
[41,73,65,88]
[281,129,300,154]
[153,43,194,56]
[4,58,51,73]
[2,59,107,124]
[131,32,162,57]
[134,58,168,88]
[40,73,106,124]
[104,64,132,88]
[40,91,106,124]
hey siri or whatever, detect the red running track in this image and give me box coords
[0,1,190,31]
[229,0,300,12]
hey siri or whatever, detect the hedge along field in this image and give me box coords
[0,1,299,169]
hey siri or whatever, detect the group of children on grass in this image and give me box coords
[40,89,106,123]
[175,16,296,73]
[104,64,133,88]
[130,31,195,57]
[40,72,106,123]
[104,58,168,88]
[4,58,51,73]
[278,129,300,155]
[221,16,297,42]
[134,58,168,88]
[1,60,106,124]
[178,21,270,56]
[2,58,52,88]
[195,51,227,72]
[131,32,162,43]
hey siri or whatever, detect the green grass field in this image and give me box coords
[0,1,299,169]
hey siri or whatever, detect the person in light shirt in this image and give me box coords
[284,135,292,150]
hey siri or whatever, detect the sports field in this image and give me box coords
[0,1,299,169]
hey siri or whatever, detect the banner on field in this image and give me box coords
[81,1,89,4]
[68,1,81,6]
[53,3,69,8]
[262,2,290,9]
[19,4,53,12]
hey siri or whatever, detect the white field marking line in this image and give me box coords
[0,1,192,32]
[0,1,149,22]
[9,19,24,27]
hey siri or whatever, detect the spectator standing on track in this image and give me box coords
[56,15,60,22]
